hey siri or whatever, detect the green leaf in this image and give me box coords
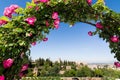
[13,28,23,33]
[118,28,120,31]
[18,40,26,46]
[27,28,35,34]
[0,16,9,21]
[4,23,14,28]
[0,65,4,75]
[26,2,36,8]
[8,43,14,47]
[15,7,24,14]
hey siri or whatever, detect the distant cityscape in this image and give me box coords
[31,58,119,71]
[23,57,120,80]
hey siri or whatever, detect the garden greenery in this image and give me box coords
[0,0,120,79]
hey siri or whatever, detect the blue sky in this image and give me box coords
[0,0,120,63]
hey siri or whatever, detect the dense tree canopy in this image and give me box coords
[0,0,120,79]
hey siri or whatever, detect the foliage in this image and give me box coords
[26,58,120,79]
[76,66,93,77]
[1,0,120,79]
[63,69,76,77]
[94,68,103,77]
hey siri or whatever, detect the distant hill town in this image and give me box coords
[24,57,120,80]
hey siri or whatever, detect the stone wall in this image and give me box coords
[61,77,102,80]
[22,77,103,80]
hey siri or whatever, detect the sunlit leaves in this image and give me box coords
[0,16,9,21]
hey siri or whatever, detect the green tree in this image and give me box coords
[76,66,92,77]
[64,69,76,77]
[45,58,53,67]
[47,65,60,76]
[94,68,103,77]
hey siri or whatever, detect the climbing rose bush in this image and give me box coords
[0,0,120,79]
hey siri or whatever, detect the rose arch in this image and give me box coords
[0,0,120,79]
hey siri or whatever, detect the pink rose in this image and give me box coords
[4,5,19,18]
[3,58,13,68]
[31,42,36,46]
[87,0,92,5]
[53,18,60,29]
[52,12,59,19]
[54,24,59,29]
[3,7,12,18]
[9,4,19,12]
[46,20,49,27]
[43,38,48,42]
[25,17,36,26]
[0,75,5,80]
[21,64,28,72]
[96,22,103,29]
[54,18,60,25]
[0,20,8,26]
[110,36,119,43]
[88,31,92,36]
[40,0,49,3]
[114,62,120,68]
